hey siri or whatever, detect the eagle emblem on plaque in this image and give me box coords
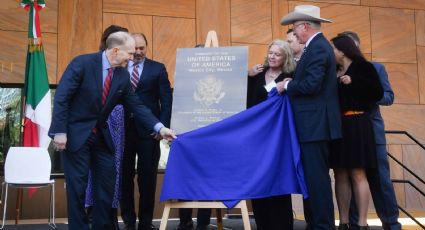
[193,75,226,107]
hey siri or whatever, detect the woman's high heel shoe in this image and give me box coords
[338,223,350,230]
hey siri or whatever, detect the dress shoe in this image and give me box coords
[338,223,349,230]
[111,208,120,230]
[122,224,136,230]
[138,223,159,230]
[113,221,121,230]
[175,220,194,230]
[195,224,209,230]
[350,224,370,230]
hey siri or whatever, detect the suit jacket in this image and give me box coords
[247,68,292,108]
[127,58,172,138]
[370,62,394,145]
[49,52,159,152]
[287,33,342,143]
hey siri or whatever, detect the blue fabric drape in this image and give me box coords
[161,89,308,208]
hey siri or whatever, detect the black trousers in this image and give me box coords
[301,141,335,230]
[179,208,211,226]
[63,132,116,230]
[120,124,160,228]
[252,194,293,230]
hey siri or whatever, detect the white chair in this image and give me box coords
[0,147,56,229]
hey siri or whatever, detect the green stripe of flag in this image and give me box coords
[24,45,49,108]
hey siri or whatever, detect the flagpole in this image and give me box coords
[15,89,26,224]
[15,189,23,224]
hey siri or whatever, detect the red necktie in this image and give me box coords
[102,68,113,105]
[130,64,139,91]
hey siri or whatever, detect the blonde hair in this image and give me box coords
[263,39,296,74]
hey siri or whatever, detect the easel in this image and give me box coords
[159,31,251,230]
[204,30,219,48]
[159,200,251,230]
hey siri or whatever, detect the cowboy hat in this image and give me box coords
[281,5,332,25]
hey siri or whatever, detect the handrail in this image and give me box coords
[392,179,425,198]
[385,130,425,228]
[385,130,425,185]
[385,130,425,151]
[398,206,425,229]
[392,179,425,229]
[387,153,425,186]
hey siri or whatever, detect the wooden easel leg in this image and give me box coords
[216,208,223,230]
[15,188,23,224]
[240,200,251,230]
[160,200,251,230]
[160,202,171,230]
[204,31,219,48]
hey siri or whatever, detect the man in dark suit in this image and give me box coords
[120,33,172,230]
[340,31,401,230]
[49,31,176,230]
[278,5,342,230]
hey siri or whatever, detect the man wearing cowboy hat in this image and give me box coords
[277,5,342,230]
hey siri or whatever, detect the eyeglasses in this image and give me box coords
[292,22,307,30]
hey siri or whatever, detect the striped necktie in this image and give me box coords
[131,64,139,91]
[102,68,113,105]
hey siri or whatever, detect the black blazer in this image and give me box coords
[247,68,292,108]
[49,52,159,152]
[338,59,384,113]
[127,58,172,138]
[287,33,342,143]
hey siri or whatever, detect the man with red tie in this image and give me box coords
[120,33,172,230]
[49,31,175,230]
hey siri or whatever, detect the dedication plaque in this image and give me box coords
[171,46,248,134]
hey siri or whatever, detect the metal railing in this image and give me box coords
[386,130,425,229]
[391,179,425,229]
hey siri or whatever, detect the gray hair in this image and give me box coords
[106,31,134,50]
[307,21,321,29]
[263,39,296,74]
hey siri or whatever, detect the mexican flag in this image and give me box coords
[21,0,51,149]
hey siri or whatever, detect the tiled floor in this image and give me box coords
[2,214,424,229]
[4,218,264,230]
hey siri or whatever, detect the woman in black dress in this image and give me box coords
[247,39,296,230]
[330,35,383,230]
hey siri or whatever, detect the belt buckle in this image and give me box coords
[344,110,364,116]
